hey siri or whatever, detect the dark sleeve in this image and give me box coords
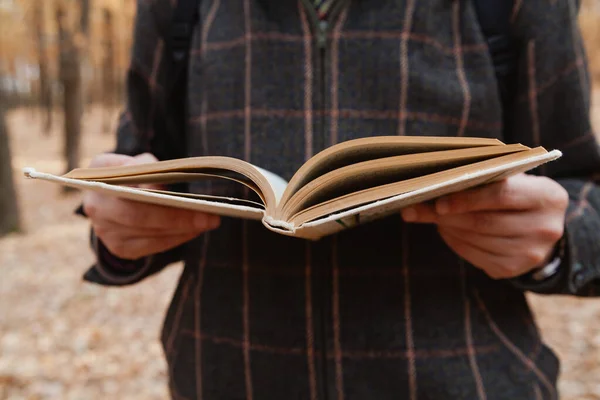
[82,227,201,286]
[506,0,600,296]
[81,0,194,287]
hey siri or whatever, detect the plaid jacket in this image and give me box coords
[83,0,600,399]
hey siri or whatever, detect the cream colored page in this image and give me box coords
[251,165,289,205]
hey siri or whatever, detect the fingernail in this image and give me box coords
[134,153,158,164]
[208,215,221,229]
[402,207,417,222]
[436,198,449,215]
[194,213,209,229]
[196,214,220,230]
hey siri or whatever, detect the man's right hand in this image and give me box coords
[82,153,221,260]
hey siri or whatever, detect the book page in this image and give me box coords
[281,144,527,218]
[60,155,281,214]
[23,168,265,220]
[251,166,288,205]
[279,136,504,206]
[97,171,265,203]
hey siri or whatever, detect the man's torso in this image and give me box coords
[149,0,564,398]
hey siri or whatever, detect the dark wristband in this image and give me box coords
[91,230,148,273]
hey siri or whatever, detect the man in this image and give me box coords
[80,0,600,398]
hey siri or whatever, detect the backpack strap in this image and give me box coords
[147,0,200,191]
[152,0,200,164]
[473,0,518,135]
[169,0,201,63]
[165,0,200,100]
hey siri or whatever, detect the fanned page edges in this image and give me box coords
[60,156,281,216]
[277,135,505,206]
[23,167,266,221]
[282,148,563,240]
[278,143,529,220]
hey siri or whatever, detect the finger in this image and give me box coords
[437,226,552,267]
[401,202,438,223]
[82,190,107,220]
[125,153,163,189]
[434,174,563,215]
[92,219,209,239]
[88,153,135,168]
[438,227,515,256]
[100,196,221,231]
[102,231,201,260]
[82,175,220,232]
[438,228,520,279]
[435,210,557,237]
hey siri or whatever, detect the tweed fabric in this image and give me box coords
[83,0,600,399]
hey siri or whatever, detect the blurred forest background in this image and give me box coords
[0,0,600,399]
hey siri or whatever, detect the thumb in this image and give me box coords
[126,152,159,166]
[88,153,136,168]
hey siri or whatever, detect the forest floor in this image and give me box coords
[1,98,600,400]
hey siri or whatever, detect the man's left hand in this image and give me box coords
[400,173,569,279]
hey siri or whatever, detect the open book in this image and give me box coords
[24,136,561,240]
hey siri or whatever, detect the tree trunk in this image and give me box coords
[57,5,82,182]
[102,8,116,134]
[63,69,82,174]
[79,0,92,113]
[0,95,21,236]
[34,1,52,135]
[79,0,91,37]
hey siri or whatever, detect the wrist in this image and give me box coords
[525,234,567,282]
[88,229,156,285]
[92,230,148,272]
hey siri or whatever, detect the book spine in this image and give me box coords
[262,216,296,233]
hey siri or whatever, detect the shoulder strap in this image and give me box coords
[473,0,513,37]
[169,0,201,63]
[473,0,518,135]
[165,0,200,98]
[473,0,516,78]
[151,0,200,164]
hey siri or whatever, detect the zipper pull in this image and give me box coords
[317,20,328,49]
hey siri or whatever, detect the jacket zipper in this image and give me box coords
[300,5,329,399]
[300,0,347,150]
[299,2,347,399]
[300,0,329,155]
[300,0,329,49]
